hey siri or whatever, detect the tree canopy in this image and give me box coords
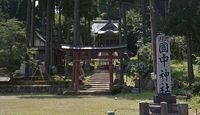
[0,19,26,75]
[0,0,200,81]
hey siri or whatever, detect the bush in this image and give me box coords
[111,85,122,95]
[137,43,152,79]
[126,43,152,80]
[192,81,200,95]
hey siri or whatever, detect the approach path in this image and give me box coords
[79,70,110,94]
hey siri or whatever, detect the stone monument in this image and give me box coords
[139,36,188,115]
[153,35,176,104]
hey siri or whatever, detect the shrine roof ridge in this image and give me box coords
[61,44,127,50]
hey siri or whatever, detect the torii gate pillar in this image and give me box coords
[74,51,80,91]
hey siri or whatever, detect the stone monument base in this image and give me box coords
[139,102,188,115]
[153,94,176,104]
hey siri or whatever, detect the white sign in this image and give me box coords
[156,36,171,94]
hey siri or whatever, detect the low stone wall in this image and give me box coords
[0,85,66,94]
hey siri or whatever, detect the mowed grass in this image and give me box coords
[0,92,199,115]
[0,92,152,115]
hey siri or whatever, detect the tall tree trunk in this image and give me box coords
[66,18,70,44]
[186,33,194,82]
[41,0,46,36]
[25,0,31,77]
[30,0,35,47]
[149,0,158,74]
[45,0,53,74]
[74,0,80,46]
[51,0,55,66]
[73,0,80,90]
[122,2,127,44]
[140,0,147,38]
[118,0,124,85]
[118,0,122,44]
[58,2,62,42]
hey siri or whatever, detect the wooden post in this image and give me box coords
[139,102,149,115]
[109,51,113,90]
[120,51,124,85]
[77,51,80,90]
[161,102,168,115]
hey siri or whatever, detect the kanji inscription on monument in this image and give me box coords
[156,36,171,94]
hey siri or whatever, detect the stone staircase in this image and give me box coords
[79,70,110,94]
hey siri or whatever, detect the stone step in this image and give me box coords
[91,77,109,78]
[88,81,109,83]
[85,88,109,91]
[88,78,110,80]
[90,77,109,79]
[85,86,109,89]
[85,83,109,86]
[80,70,110,95]
[86,86,109,89]
[86,81,110,84]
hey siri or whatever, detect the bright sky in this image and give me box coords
[35,0,38,7]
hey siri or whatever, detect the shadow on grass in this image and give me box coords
[17,95,93,99]
[110,90,154,101]
[0,90,155,101]
[11,90,154,101]
[0,93,90,99]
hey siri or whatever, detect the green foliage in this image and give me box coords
[191,81,200,95]
[0,19,25,75]
[26,48,39,66]
[164,0,200,35]
[97,0,118,20]
[137,43,152,78]
[126,9,142,35]
[171,61,187,80]
[170,36,187,60]
[126,43,152,80]
[126,59,137,77]
[126,9,143,53]
[163,0,200,53]
[171,59,200,96]
[111,85,122,95]
[0,0,27,21]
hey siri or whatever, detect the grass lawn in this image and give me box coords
[0,91,199,115]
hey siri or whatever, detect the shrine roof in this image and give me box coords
[61,44,126,50]
[35,31,46,42]
[91,20,119,34]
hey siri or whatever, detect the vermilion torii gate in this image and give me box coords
[61,45,126,91]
